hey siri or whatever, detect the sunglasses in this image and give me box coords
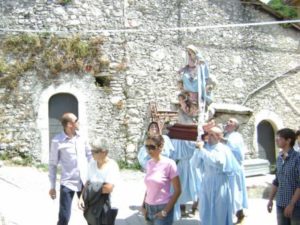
[145,144,157,151]
[91,149,106,154]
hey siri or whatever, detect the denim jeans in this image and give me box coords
[57,185,81,225]
[277,206,300,225]
[145,203,174,225]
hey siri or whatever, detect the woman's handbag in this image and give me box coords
[83,182,118,225]
[101,202,118,225]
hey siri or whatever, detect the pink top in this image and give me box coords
[144,156,178,205]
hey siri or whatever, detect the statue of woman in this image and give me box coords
[178,45,216,127]
[178,45,209,103]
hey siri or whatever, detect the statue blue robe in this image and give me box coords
[181,57,209,102]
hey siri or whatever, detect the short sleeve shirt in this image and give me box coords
[87,159,120,207]
[144,156,178,205]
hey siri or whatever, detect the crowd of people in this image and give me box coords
[47,44,300,225]
[48,112,246,225]
[137,121,300,225]
[48,112,300,225]
[137,117,248,225]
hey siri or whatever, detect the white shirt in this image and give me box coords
[294,142,300,152]
[87,158,120,207]
[49,131,92,191]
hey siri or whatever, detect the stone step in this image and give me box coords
[244,158,270,177]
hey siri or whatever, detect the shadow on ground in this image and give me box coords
[247,181,273,199]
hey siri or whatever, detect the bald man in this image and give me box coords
[195,126,239,225]
[224,118,248,224]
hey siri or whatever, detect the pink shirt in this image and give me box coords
[144,156,178,205]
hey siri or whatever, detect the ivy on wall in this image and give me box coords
[0,33,113,90]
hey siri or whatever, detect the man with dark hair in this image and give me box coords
[267,128,300,225]
[48,112,92,225]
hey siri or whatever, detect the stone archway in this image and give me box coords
[253,110,284,163]
[257,120,276,165]
[48,93,78,143]
[37,83,87,163]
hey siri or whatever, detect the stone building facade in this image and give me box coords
[0,0,299,165]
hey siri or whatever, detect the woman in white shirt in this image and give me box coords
[78,138,120,225]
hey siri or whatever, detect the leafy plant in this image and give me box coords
[0,58,8,75]
[0,34,109,91]
[117,160,141,170]
[3,33,42,54]
[268,0,298,18]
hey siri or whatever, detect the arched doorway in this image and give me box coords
[257,120,276,165]
[48,93,78,143]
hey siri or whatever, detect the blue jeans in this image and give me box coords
[145,203,174,225]
[277,206,300,225]
[57,185,82,225]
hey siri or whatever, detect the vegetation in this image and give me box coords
[269,163,276,174]
[58,0,72,5]
[0,150,33,166]
[34,163,49,172]
[117,160,141,170]
[0,58,8,75]
[268,0,298,18]
[0,33,110,90]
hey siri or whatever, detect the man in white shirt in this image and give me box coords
[48,112,92,225]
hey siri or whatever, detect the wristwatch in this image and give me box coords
[161,210,167,217]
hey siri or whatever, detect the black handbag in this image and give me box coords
[101,195,118,225]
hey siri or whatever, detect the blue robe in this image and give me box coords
[181,61,209,101]
[171,139,197,204]
[198,143,238,225]
[190,146,204,196]
[225,131,248,211]
[170,139,198,220]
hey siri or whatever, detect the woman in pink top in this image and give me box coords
[141,135,181,225]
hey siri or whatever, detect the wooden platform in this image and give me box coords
[167,123,198,141]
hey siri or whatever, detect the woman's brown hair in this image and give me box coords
[146,134,164,149]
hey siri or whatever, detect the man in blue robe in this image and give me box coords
[224,118,248,224]
[195,126,239,225]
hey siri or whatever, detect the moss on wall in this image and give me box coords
[0,33,108,90]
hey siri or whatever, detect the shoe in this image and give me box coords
[235,213,245,224]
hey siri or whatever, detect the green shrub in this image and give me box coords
[268,0,298,18]
[117,160,141,170]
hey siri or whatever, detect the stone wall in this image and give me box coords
[0,0,299,162]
